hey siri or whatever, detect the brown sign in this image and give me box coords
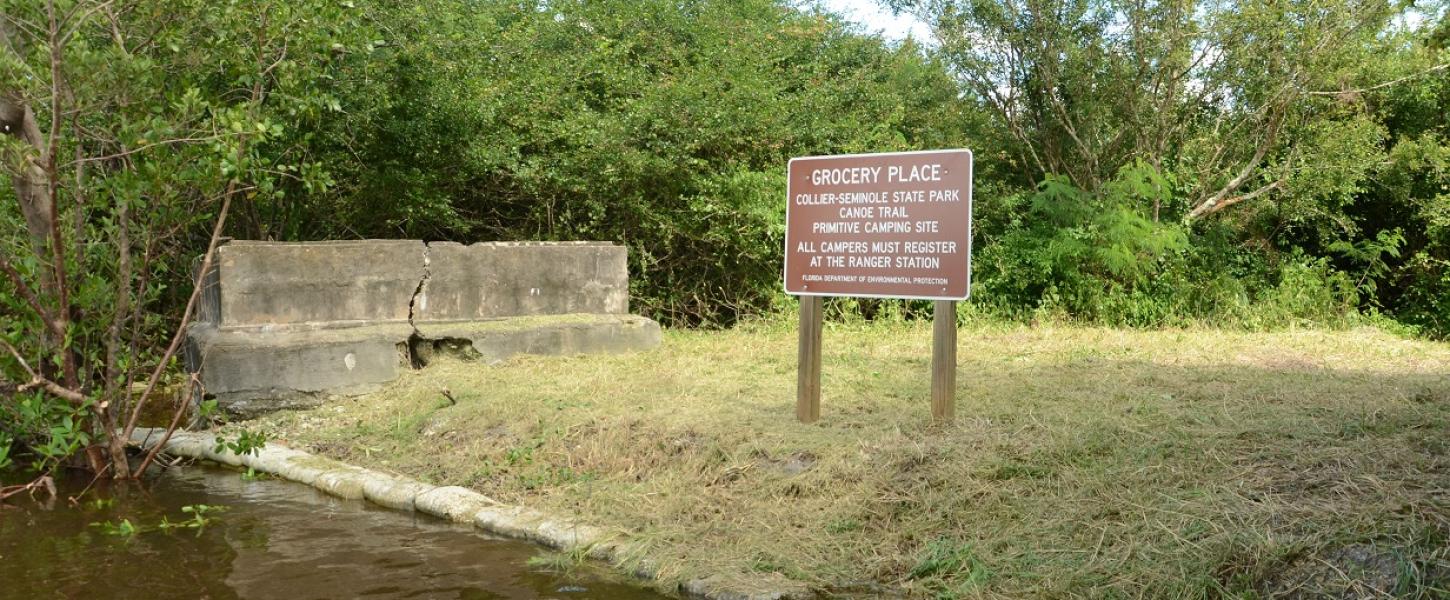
[784,149,973,300]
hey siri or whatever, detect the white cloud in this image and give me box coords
[811,0,934,43]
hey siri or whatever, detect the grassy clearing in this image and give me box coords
[248,321,1450,598]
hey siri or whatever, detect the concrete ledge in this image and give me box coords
[414,485,499,523]
[189,314,662,416]
[128,429,812,600]
[361,475,432,512]
[187,322,412,417]
[415,314,663,364]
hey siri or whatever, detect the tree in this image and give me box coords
[298,0,981,325]
[892,0,1421,221]
[0,0,363,485]
[1327,3,1450,334]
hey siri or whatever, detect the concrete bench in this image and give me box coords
[185,240,661,416]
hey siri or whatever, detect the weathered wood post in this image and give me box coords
[931,299,957,422]
[797,295,824,423]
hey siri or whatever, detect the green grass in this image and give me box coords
[250,321,1450,597]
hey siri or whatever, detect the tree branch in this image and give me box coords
[1186,92,1292,221]
[132,372,201,477]
[120,185,245,445]
[62,133,244,168]
[1,339,85,405]
[1190,178,1285,220]
[1307,63,1449,96]
[0,253,64,338]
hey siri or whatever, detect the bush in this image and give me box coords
[1392,253,1450,338]
[293,0,979,326]
[972,164,1362,330]
[975,163,1189,325]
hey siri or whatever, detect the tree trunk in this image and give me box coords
[0,98,54,257]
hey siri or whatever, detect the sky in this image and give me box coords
[813,0,934,43]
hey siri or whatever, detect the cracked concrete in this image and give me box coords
[407,241,431,331]
[185,240,661,417]
[405,242,433,368]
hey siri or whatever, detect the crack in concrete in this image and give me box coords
[402,244,490,368]
[407,242,432,332]
[404,242,433,368]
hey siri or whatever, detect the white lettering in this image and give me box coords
[811,166,883,186]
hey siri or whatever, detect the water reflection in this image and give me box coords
[0,467,667,600]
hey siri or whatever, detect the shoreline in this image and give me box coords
[127,427,815,600]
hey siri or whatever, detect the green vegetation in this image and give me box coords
[0,6,1446,593]
[301,0,974,325]
[92,504,226,538]
[0,0,355,478]
[254,322,1450,596]
[895,0,1450,334]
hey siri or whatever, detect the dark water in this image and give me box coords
[0,466,670,600]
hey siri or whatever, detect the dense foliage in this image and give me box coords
[283,0,1446,332]
[0,0,368,478]
[288,0,978,325]
[0,0,1447,477]
[897,0,1449,332]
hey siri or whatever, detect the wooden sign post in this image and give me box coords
[797,295,823,423]
[931,300,956,421]
[783,149,973,424]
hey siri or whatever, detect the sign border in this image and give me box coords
[782,148,974,301]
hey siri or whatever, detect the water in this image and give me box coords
[0,466,670,600]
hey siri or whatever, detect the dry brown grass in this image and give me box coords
[249,321,1450,598]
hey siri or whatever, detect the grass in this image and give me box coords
[248,320,1450,598]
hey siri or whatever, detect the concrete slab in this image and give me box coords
[186,240,660,417]
[214,240,425,327]
[417,242,629,321]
